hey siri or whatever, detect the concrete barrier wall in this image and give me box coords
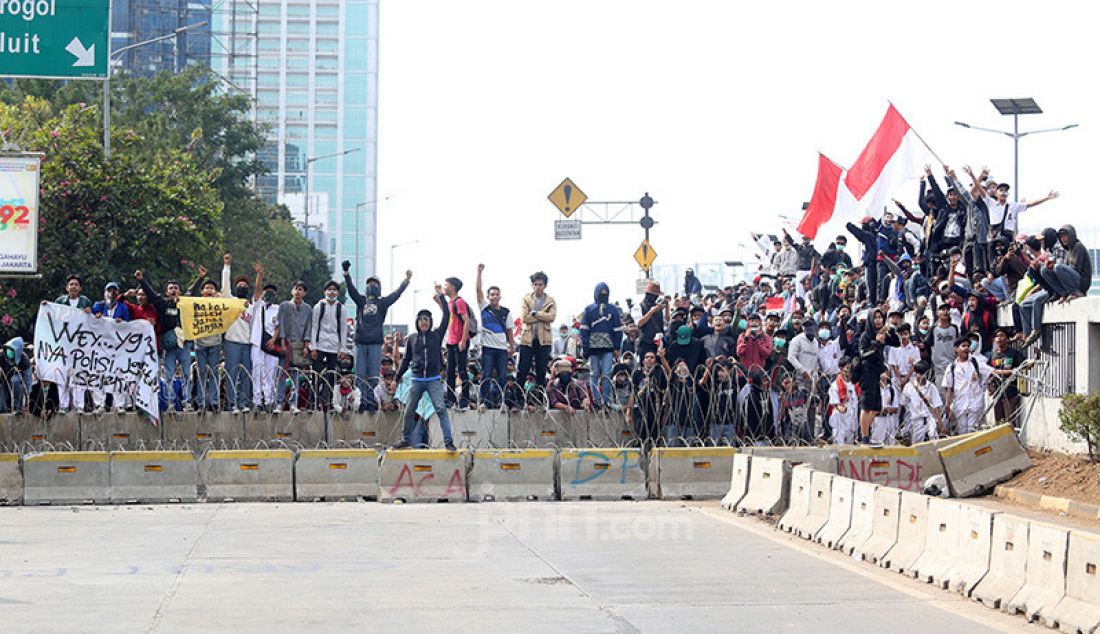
[720,453,752,511]
[911,498,962,584]
[837,481,878,556]
[883,491,929,575]
[973,513,1030,610]
[201,449,294,502]
[794,470,833,540]
[0,452,21,504]
[816,476,854,549]
[23,451,111,504]
[559,448,645,501]
[735,456,791,517]
[467,449,556,501]
[295,449,380,501]
[652,447,737,500]
[109,451,197,503]
[942,505,997,596]
[1006,521,1069,626]
[939,424,1032,498]
[777,465,813,534]
[836,446,925,492]
[1051,531,1100,634]
[379,449,467,503]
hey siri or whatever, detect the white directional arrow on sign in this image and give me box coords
[65,37,96,67]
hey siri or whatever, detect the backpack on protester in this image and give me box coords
[453,297,478,338]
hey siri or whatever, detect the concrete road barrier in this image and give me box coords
[23,451,111,504]
[467,449,556,501]
[816,476,854,549]
[0,414,47,452]
[441,410,509,449]
[1051,530,1100,634]
[109,451,197,503]
[735,456,792,518]
[942,505,997,596]
[794,470,833,540]
[246,411,325,448]
[938,424,1032,498]
[162,412,245,451]
[295,448,380,501]
[510,411,588,449]
[777,465,813,534]
[80,413,161,451]
[746,446,838,473]
[559,448,645,501]
[836,446,926,492]
[861,487,902,565]
[652,447,737,500]
[911,497,963,584]
[837,481,878,556]
[1006,521,1069,626]
[911,434,973,483]
[720,453,752,511]
[883,491,929,575]
[0,452,21,504]
[379,449,468,503]
[973,513,1030,609]
[587,411,635,447]
[201,449,294,502]
[328,411,403,447]
[48,415,80,448]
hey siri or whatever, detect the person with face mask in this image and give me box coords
[635,281,666,360]
[0,337,31,414]
[870,371,900,445]
[665,359,700,445]
[310,280,348,411]
[187,267,226,413]
[605,364,634,414]
[551,323,572,357]
[829,357,859,445]
[249,281,283,412]
[736,313,772,372]
[700,360,737,445]
[88,282,133,413]
[343,260,412,412]
[579,281,623,409]
[902,360,945,443]
[221,255,261,414]
[786,318,821,380]
[394,285,454,450]
[548,359,590,415]
[942,337,993,435]
[135,269,193,412]
[626,350,667,449]
[739,367,779,445]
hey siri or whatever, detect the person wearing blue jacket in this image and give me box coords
[580,282,622,407]
[394,285,454,451]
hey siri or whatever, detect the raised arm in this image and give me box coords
[252,262,263,302]
[475,263,485,306]
[382,272,411,307]
[432,285,450,337]
[1025,190,1059,208]
[341,260,364,305]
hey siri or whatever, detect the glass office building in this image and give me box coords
[111,0,213,75]
[213,0,379,282]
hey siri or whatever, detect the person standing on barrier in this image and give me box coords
[942,337,993,435]
[136,270,193,412]
[343,260,412,412]
[442,276,473,407]
[626,350,667,448]
[394,286,455,451]
[517,271,557,390]
[277,281,312,413]
[311,281,347,411]
[475,263,514,409]
[189,269,224,413]
[580,281,622,409]
[989,327,1028,427]
[0,337,31,414]
[222,257,260,415]
[635,281,666,360]
[250,281,282,413]
[901,360,944,443]
[871,371,900,445]
[91,281,132,413]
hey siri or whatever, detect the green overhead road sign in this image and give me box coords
[0,0,109,79]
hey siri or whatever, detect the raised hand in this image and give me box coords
[223,253,232,265]
[405,269,413,281]
[341,260,351,272]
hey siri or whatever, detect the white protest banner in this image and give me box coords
[0,155,41,274]
[34,303,161,423]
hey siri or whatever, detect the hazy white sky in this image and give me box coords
[376,0,1095,327]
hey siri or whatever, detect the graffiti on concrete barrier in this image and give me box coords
[569,450,637,486]
[387,463,464,497]
[837,457,922,491]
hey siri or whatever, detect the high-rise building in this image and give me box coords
[111,0,214,75]
[216,0,379,282]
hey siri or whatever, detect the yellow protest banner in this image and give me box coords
[178,297,248,340]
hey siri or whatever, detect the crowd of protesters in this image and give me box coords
[3,164,1088,452]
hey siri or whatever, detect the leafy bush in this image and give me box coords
[1058,392,1100,461]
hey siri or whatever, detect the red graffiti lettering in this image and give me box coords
[388,464,434,497]
[444,469,464,496]
[895,459,922,491]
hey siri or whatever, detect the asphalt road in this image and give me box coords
[0,501,1027,633]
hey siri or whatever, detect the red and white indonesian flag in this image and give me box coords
[798,105,931,241]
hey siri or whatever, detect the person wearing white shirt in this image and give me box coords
[887,324,921,390]
[249,282,282,412]
[311,281,348,411]
[222,256,260,414]
[871,372,900,445]
[903,360,944,443]
[828,357,859,445]
[941,338,994,435]
[786,319,821,378]
[983,182,1058,237]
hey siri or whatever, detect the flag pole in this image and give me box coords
[889,101,946,167]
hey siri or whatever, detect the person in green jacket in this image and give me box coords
[53,275,93,310]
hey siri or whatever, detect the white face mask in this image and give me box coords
[325,291,338,301]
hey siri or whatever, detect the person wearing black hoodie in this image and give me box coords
[857,309,894,443]
[394,285,454,451]
[580,282,622,408]
[846,217,881,304]
[1042,225,1091,302]
[343,261,411,411]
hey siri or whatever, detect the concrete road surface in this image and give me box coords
[0,501,1027,632]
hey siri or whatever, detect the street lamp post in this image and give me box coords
[303,147,360,246]
[955,98,1078,202]
[103,21,208,158]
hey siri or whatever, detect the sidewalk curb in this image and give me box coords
[993,484,1100,522]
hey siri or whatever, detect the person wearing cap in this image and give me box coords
[250,280,282,412]
[276,280,312,413]
[605,363,634,414]
[786,317,820,382]
[343,260,412,412]
[683,268,702,298]
[665,323,703,376]
[394,284,455,451]
[221,256,261,414]
[86,281,132,413]
[736,313,772,372]
[635,280,666,360]
[310,280,348,411]
[990,327,1029,427]
[517,271,557,391]
[981,177,1058,239]
[901,359,944,443]
[580,281,623,408]
[547,358,590,414]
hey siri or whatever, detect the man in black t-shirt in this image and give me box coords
[989,327,1028,427]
